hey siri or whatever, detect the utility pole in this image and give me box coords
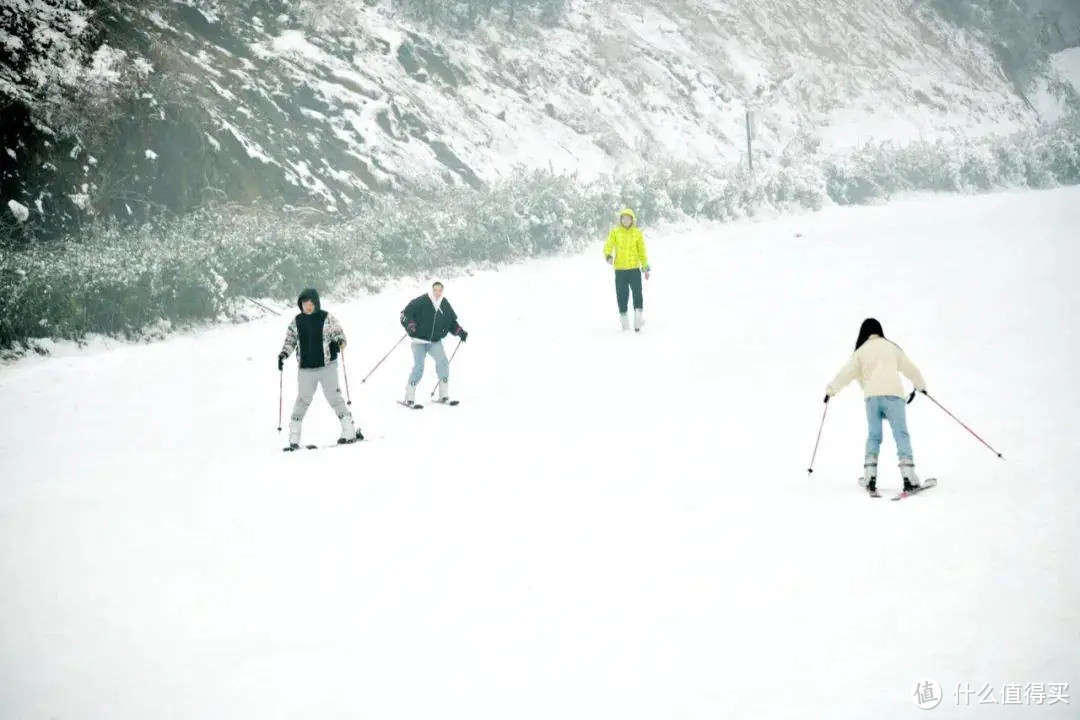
[745,107,754,172]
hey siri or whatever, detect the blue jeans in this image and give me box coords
[865,396,913,461]
[409,341,449,385]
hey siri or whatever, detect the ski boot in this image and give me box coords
[861,456,879,496]
[859,456,878,489]
[900,460,922,492]
[338,429,364,445]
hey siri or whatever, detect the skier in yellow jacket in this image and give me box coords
[825,318,929,495]
[603,208,650,331]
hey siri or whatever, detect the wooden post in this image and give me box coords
[746,108,753,172]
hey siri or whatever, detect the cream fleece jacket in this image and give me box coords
[827,335,927,399]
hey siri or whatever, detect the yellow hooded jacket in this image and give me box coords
[603,208,649,271]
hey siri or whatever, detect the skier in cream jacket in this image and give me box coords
[825,318,929,494]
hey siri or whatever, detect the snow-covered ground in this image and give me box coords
[1,187,1078,718]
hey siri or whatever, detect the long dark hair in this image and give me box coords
[855,318,884,351]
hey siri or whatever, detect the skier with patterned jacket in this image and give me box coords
[278,288,362,449]
[399,281,468,406]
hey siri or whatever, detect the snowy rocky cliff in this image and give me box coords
[1,0,1078,241]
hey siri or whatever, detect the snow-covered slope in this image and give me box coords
[1052,46,1080,89]
[1023,0,1080,51]
[1,186,1078,718]
[3,0,1077,236]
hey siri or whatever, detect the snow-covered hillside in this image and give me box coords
[1053,46,1080,88]
[1023,0,1080,50]
[1,186,1077,719]
[2,0,1078,237]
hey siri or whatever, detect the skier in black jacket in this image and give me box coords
[399,281,468,405]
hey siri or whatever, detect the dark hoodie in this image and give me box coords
[295,288,333,368]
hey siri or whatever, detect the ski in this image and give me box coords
[890,477,938,501]
[398,401,424,410]
[318,436,372,448]
[283,432,371,451]
[430,399,460,406]
[867,488,881,498]
[284,440,378,451]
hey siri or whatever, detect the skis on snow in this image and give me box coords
[862,477,938,499]
[283,433,371,451]
[283,444,319,452]
[890,477,937,501]
[397,399,460,410]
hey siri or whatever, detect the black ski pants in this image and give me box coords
[615,269,644,314]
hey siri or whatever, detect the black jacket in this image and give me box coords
[400,294,463,343]
[288,288,344,369]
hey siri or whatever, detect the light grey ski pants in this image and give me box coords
[289,361,354,443]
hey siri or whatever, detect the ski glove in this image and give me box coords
[907,390,916,404]
[400,311,417,335]
[278,352,287,371]
[456,327,469,342]
[823,393,830,404]
[605,255,613,265]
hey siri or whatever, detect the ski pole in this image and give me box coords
[430,338,464,398]
[920,390,1004,459]
[807,402,829,476]
[362,333,408,384]
[277,369,284,432]
[341,349,352,406]
[247,297,282,316]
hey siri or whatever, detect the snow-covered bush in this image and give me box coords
[2,115,1079,350]
[821,114,1080,204]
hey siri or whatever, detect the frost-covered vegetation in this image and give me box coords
[2,0,1079,352]
[3,113,1078,351]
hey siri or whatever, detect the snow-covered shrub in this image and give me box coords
[2,114,1079,350]
[821,114,1080,204]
